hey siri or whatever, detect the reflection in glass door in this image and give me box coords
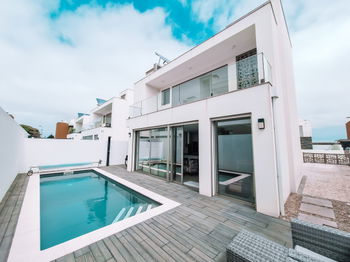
[135,128,168,179]
[170,124,199,190]
[171,127,183,183]
[215,118,255,203]
[149,128,168,178]
[136,130,151,173]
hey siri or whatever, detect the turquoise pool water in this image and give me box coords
[40,170,160,250]
[38,162,93,170]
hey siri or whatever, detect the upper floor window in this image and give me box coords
[103,113,112,126]
[161,88,170,105]
[172,65,228,106]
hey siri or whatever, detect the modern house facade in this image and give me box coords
[126,0,302,217]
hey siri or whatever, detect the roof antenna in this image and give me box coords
[155,52,170,66]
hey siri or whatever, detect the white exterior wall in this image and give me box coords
[128,85,280,216]
[0,107,27,201]
[22,138,128,170]
[22,139,107,170]
[271,0,302,198]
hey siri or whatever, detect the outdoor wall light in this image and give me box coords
[258,118,265,130]
[128,132,131,138]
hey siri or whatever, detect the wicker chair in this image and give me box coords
[291,219,350,261]
[227,219,350,262]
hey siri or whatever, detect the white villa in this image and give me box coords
[126,0,302,217]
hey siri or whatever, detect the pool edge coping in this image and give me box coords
[7,168,181,262]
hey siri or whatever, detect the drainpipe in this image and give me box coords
[271,87,285,217]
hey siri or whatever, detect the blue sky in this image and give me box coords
[0,0,349,141]
[51,0,216,45]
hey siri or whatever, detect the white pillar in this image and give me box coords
[198,117,212,196]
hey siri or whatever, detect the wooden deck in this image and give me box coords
[0,166,292,262]
[0,174,28,262]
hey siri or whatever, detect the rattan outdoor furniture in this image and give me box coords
[227,218,350,262]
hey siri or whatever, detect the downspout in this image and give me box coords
[271,86,285,216]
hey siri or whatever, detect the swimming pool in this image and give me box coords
[40,170,160,250]
[8,168,180,262]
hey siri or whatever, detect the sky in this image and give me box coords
[0,0,349,141]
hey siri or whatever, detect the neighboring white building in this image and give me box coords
[126,0,302,217]
[68,89,134,164]
[299,119,312,137]
[68,89,133,141]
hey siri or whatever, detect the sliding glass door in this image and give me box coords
[149,128,168,178]
[136,130,151,173]
[215,118,255,203]
[170,124,199,189]
[135,128,168,179]
[135,124,199,190]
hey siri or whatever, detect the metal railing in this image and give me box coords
[73,121,111,133]
[129,52,272,118]
[303,152,350,165]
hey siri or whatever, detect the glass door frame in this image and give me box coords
[168,121,199,185]
[211,114,256,205]
[170,126,184,184]
[133,125,169,180]
[133,121,198,184]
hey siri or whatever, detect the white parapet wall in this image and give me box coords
[0,106,128,203]
[22,138,128,171]
[22,139,107,171]
[0,107,27,201]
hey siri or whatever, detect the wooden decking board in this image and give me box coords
[123,232,154,262]
[109,235,135,262]
[117,234,147,262]
[165,223,219,258]
[102,237,126,262]
[56,253,75,262]
[136,223,168,247]
[74,246,91,258]
[137,234,176,262]
[0,166,293,262]
[95,241,113,261]
[148,221,191,253]
[88,243,106,262]
[188,246,216,262]
[0,174,28,262]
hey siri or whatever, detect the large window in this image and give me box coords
[103,113,112,127]
[172,66,228,106]
[135,128,168,179]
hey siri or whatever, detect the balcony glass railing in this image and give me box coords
[129,53,272,118]
[74,121,112,133]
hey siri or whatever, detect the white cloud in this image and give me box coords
[0,0,190,136]
[191,0,263,30]
[283,0,350,129]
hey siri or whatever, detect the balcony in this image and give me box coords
[70,121,112,134]
[130,53,272,118]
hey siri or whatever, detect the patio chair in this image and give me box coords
[226,219,350,262]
